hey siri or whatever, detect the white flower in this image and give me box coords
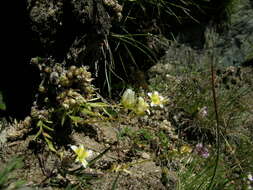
[248,173,253,182]
[71,145,93,168]
[134,97,149,115]
[121,89,136,109]
[148,91,165,108]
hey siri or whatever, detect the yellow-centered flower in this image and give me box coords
[71,144,92,168]
[180,145,193,154]
[148,91,165,108]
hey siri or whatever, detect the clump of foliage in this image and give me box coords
[19,57,114,152]
[105,0,239,94]
[148,44,253,188]
[0,157,25,189]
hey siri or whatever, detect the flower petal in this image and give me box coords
[248,174,253,181]
[81,159,89,168]
[87,150,93,157]
[71,145,78,152]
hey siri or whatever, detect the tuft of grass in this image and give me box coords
[177,155,236,190]
[147,27,253,189]
[106,32,157,92]
[120,0,202,24]
[0,157,25,189]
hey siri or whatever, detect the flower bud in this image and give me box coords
[121,89,136,109]
[50,72,59,85]
[62,103,69,110]
[44,67,52,73]
[70,65,77,71]
[74,69,81,76]
[134,97,149,115]
[69,98,76,106]
[66,71,73,79]
[38,86,46,93]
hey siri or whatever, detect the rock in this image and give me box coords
[141,152,151,159]
[96,122,118,144]
[215,0,253,67]
[148,0,253,72]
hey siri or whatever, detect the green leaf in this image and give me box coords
[82,108,101,117]
[37,120,54,131]
[33,125,43,140]
[61,114,66,126]
[102,108,115,118]
[0,92,6,111]
[69,115,83,126]
[41,123,54,131]
[0,157,24,187]
[44,120,53,124]
[111,173,121,190]
[86,102,110,108]
[37,120,43,127]
[42,132,52,139]
[45,137,57,152]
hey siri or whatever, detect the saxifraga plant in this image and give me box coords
[16,57,116,153]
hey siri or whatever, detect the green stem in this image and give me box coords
[207,51,220,190]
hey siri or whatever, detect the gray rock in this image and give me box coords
[149,0,253,71]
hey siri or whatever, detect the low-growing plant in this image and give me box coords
[26,58,118,153]
[146,27,253,188]
[0,157,25,190]
[177,155,233,190]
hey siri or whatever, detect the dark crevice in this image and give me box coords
[1,0,40,119]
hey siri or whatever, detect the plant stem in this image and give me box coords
[207,50,220,190]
